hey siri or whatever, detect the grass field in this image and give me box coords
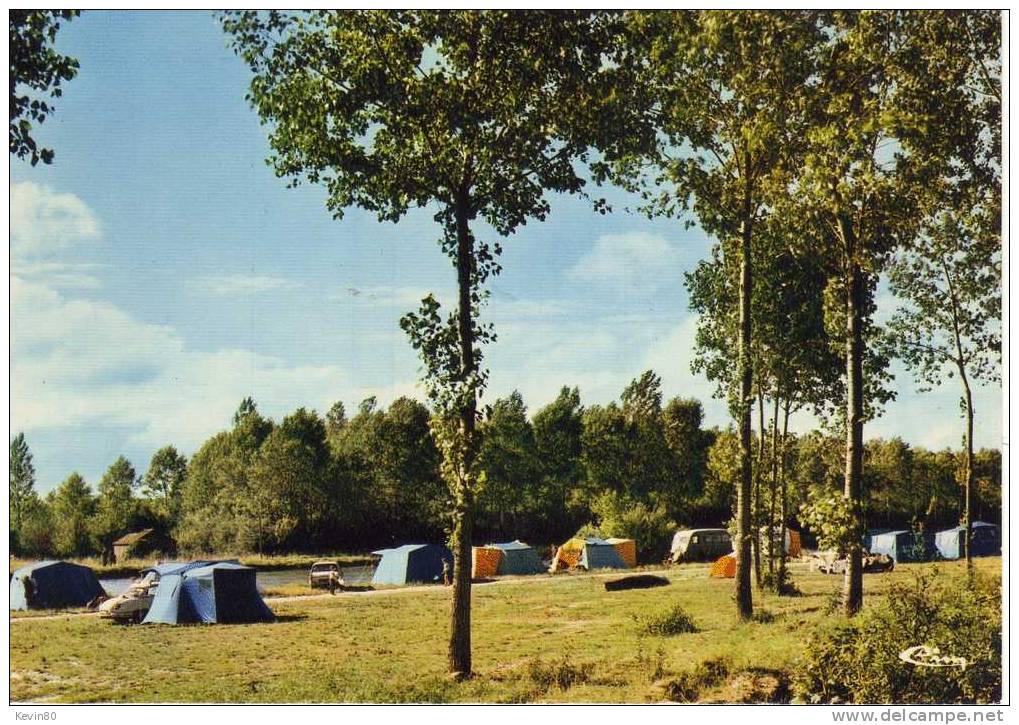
[9,557,1000,703]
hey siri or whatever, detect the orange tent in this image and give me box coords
[787,530,802,558]
[709,554,736,578]
[471,546,503,578]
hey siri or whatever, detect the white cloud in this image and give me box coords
[196,273,302,296]
[567,232,685,291]
[10,276,422,453]
[9,260,108,289]
[10,182,101,256]
[644,315,726,406]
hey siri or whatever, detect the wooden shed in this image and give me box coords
[111,528,175,563]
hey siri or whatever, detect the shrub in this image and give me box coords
[761,569,801,596]
[751,609,776,624]
[796,569,1001,704]
[527,654,588,692]
[633,602,697,636]
[579,491,674,562]
[652,657,731,702]
[799,489,864,555]
[635,644,668,682]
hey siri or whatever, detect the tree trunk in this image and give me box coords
[753,391,764,589]
[735,210,754,621]
[960,363,974,571]
[449,193,477,677]
[777,399,790,592]
[943,258,975,573]
[768,394,780,578]
[841,218,864,617]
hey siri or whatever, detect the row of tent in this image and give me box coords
[371,537,639,584]
[866,522,1001,563]
[12,523,1000,612]
[10,559,275,624]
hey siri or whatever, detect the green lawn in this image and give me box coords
[9,557,1000,703]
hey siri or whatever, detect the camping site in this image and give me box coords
[8,9,1004,708]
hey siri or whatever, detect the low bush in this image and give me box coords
[751,609,776,624]
[578,491,674,562]
[761,569,801,596]
[633,602,697,636]
[527,654,588,692]
[796,568,1001,704]
[651,657,731,702]
[635,644,668,683]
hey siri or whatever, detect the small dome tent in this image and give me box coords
[934,522,1001,560]
[142,562,274,624]
[710,554,737,578]
[471,541,545,578]
[371,544,453,585]
[10,561,106,611]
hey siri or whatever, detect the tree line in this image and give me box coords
[13,8,1000,678]
[10,381,1000,561]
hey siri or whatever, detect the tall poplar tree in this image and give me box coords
[9,433,36,533]
[223,10,624,676]
[607,10,823,618]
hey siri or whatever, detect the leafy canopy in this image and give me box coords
[9,10,80,165]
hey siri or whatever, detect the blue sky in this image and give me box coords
[9,11,1003,492]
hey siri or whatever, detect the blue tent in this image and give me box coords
[371,544,453,585]
[143,562,274,624]
[934,522,1001,560]
[868,530,935,563]
[139,560,237,580]
[10,561,106,611]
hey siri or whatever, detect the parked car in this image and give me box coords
[817,551,895,575]
[309,560,344,589]
[97,573,158,622]
[670,528,733,564]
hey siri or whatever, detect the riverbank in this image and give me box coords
[9,551,375,579]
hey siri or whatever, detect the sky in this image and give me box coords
[8,11,1004,493]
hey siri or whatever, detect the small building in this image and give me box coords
[112,529,175,563]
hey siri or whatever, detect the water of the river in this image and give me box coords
[99,564,376,597]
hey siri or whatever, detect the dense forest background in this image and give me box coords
[9,372,1001,562]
